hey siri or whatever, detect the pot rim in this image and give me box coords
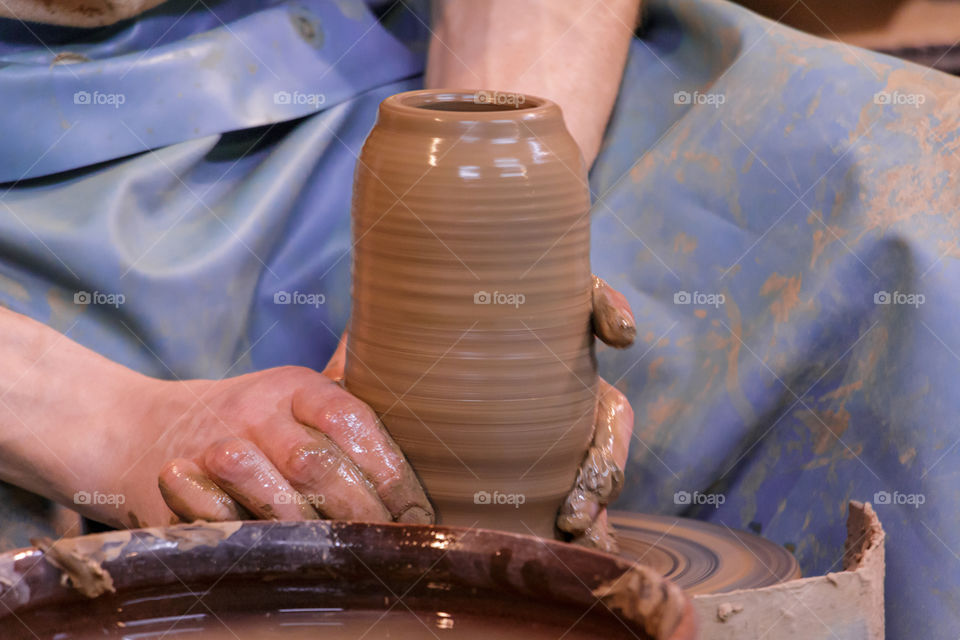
[376,88,566,136]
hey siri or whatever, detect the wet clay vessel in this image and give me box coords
[0,521,697,640]
[345,89,597,537]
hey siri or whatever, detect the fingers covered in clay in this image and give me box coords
[158,458,250,522]
[591,379,632,500]
[291,384,435,524]
[200,437,319,521]
[557,379,633,541]
[572,510,619,554]
[591,275,636,348]
[253,418,393,523]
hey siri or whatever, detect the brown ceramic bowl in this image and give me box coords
[0,521,696,639]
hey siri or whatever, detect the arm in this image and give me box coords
[0,307,153,515]
[425,0,641,167]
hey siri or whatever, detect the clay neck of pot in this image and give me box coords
[375,89,566,139]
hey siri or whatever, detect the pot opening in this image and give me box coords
[404,92,541,113]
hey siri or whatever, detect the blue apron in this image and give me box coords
[0,0,954,635]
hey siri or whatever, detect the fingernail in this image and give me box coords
[397,505,434,524]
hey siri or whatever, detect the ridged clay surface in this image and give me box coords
[345,90,597,537]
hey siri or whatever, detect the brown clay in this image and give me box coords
[345,89,597,537]
[31,536,115,598]
[607,511,802,594]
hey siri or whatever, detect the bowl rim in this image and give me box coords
[0,520,696,640]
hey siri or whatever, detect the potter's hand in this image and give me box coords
[557,276,636,551]
[156,364,434,526]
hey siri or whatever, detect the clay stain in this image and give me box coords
[760,272,803,324]
[672,232,698,255]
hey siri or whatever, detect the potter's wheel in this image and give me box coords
[609,511,801,595]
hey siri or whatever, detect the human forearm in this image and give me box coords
[0,307,156,512]
[425,0,641,167]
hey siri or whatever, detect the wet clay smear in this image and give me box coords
[31,536,115,599]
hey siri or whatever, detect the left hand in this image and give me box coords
[555,275,636,552]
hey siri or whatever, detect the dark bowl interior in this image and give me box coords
[0,521,696,639]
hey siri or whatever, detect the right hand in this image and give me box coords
[108,360,434,528]
[157,364,433,526]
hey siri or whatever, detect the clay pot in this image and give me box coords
[345,89,597,537]
[0,522,697,640]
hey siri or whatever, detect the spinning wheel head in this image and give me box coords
[609,512,801,595]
